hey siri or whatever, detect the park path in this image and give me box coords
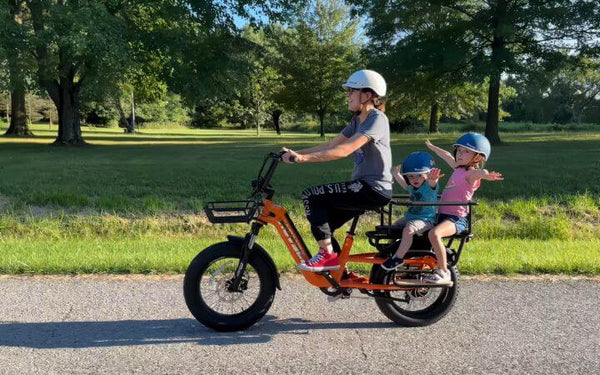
[0,275,598,374]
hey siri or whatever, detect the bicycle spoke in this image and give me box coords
[198,256,261,316]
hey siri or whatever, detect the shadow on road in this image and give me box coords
[0,316,397,349]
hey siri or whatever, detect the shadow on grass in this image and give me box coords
[0,316,397,348]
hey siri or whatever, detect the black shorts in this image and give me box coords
[301,180,391,241]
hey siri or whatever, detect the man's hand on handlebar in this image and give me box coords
[281,147,302,164]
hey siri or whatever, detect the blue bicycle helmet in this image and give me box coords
[402,152,436,175]
[453,132,491,160]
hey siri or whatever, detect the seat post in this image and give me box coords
[347,215,360,235]
[467,204,473,234]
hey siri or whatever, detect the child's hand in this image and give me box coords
[425,139,434,149]
[392,164,408,189]
[428,168,444,182]
[484,170,503,181]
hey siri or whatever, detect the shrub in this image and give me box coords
[392,117,425,133]
[460,122,485,133]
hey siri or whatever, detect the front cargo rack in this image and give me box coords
[204,200,258,224]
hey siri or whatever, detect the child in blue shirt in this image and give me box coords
[382,152,442,271]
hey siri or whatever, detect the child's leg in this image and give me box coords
[394,225,416,259]
[428,221,457,272]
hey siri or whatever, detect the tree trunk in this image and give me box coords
[115,98,133,132]
[5,93,9,123]
[485,0,507,145]
[130,91,136,133]
[4,85,32,136]
[272,109,282,135]
[51,80,85,145]
[428,101,439,133]
[254,100,261,136]
[4,1,32,136]
[317,111,325,137]
[485,76,501,144]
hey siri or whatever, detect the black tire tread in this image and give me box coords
[372,265,460,327]
[183,242,276,332]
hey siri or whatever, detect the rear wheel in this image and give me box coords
[183,242,276,332]
[371,261,459,327]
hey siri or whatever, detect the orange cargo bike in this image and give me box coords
[184,152,477,331]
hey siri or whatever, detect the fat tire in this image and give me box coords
[183,242,276,332]
[372,265,460,327]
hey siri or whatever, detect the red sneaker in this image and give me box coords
[298,249,340,272]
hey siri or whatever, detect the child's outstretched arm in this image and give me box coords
[392,165,409,191]
[427,168,445,189]
[467,169,504,185]
[425,139,457,169]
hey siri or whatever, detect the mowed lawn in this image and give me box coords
[0,123,599,275]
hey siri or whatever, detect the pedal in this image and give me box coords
[316,271,340,289]
[326,288,352,302]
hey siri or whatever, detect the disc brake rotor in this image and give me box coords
[392,267,432,300]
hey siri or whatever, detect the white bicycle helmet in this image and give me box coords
[342,69,387,97]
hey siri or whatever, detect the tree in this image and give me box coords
[239,25,291,135]
[385,78,515,132]
[276,0,361,137]
[365,2,477,132]
[547,58,600,124]
[25,0,132,144]
[504,57,600,124]
[352,0,600,144]
[21,0,305,145]
[1,1,34,136]
[0,15,10,123]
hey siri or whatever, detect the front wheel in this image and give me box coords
[371,263,460,327]
[183,241,276,332]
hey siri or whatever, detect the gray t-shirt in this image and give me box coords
[341,109,393,196]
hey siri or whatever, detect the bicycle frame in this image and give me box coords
[254,198,439,291]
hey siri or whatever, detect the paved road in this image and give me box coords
[0,275,598,374]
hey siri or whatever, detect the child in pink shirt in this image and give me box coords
[425,133,503,284]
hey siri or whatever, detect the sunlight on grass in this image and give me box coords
[0,125,599,274]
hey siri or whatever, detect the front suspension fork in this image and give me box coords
[229,222,263,292]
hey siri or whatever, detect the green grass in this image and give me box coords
[1,237,598,275]
[0,123,599,275]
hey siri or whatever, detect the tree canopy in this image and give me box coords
[2,0,600,140]
[275,0,362,136]
[352,0,600,143]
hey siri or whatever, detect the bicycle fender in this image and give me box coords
[227,235,281,290]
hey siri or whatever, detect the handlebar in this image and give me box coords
[250,152,285,198]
